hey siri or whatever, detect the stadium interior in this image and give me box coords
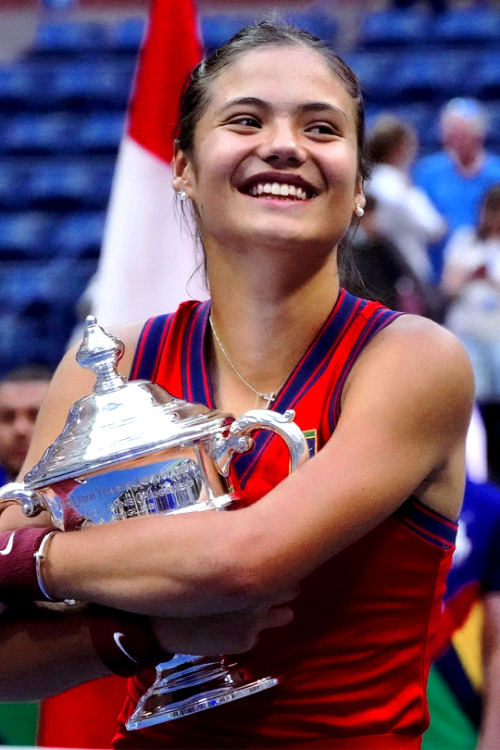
[1,0,500,374]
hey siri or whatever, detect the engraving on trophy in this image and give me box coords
[111,458,202,520]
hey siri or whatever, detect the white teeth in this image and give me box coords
[248,182,310,200]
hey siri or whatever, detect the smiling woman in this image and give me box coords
[0,19,475,750]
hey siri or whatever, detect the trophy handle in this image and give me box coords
[0,482,47,518]
[211,409,307,477]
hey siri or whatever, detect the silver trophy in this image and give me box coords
[0,316,307,730]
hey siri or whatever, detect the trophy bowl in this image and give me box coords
[0,316,307,730]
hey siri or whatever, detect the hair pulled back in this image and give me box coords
[174,20,368,293]
[175,19,368,182]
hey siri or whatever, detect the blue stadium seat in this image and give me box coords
[76,111,125,153]
[22,160,114,210]
[468,52,500,100]
[0,212,54,261]
[383,49,476,103]
[281,11,338,43]
[105,16,146,53]
[357,9,430,48]
[47,211,106,259]
[0,163,28,210]
[429,8,500,47]
[0,113,76,155]
[343,51,400,104]
[47,60,135,111]
[0,256,93,374]
[32,20,108,55]
[0,65,41,111]
[200,14,255,52]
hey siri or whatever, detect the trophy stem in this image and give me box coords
[125,657,278,730]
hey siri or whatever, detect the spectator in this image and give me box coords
[413,98,500,282]
[0,365,50,747]
[366,114,446,286]
[0,365,51,486]
[441,184,500,482]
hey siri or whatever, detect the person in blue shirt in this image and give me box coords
[413,98,500,283]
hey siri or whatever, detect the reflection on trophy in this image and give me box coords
[0,316,307,730]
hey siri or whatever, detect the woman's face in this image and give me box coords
[173,44,364,258]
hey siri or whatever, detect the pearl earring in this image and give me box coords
[354,203,364,218]
[178,189,188,201]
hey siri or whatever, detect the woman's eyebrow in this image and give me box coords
[218,97,269,114]
[217,98,348,123]
[299,102,348,122]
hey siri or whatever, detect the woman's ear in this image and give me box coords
[172,143,193,196]
[354,180,366,213]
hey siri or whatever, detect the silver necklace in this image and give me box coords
[209,314,280,408]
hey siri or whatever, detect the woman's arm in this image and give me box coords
[0,600,292,702]
[33,314,473,617]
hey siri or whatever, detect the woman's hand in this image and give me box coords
[152,597,295,656]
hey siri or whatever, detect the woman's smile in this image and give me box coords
[175,45,363,252]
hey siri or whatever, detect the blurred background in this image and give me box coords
[0,0,499,376]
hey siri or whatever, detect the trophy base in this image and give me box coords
[125,658,278,731]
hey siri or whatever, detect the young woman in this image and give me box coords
[0,22,474,749]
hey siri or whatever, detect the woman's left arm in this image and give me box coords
[42,315,475,616]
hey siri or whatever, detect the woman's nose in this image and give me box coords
[257,122,307,166]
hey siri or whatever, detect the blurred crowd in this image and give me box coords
[358,96,500,483]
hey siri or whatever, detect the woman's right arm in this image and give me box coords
[0,601,292,702]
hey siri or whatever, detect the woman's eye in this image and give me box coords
[307,123,338,136]
[230,116,261,128]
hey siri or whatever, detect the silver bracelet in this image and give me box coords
[34,530,60,602]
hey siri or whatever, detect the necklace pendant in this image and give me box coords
[261,392,276,403]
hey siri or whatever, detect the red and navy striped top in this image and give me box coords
[115,290,457,749]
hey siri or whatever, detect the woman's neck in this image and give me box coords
[206,251,340,414]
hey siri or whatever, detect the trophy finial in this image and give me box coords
[76,316,127,394]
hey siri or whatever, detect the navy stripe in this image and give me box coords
[183,300,212,405]
[395,498,457,550]
[234,290,364,487]
[329,305,401,432]
[130,314,172,381]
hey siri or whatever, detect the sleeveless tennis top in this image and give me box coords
[114,290,457,749]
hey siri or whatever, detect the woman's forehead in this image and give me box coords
[206,45,354,112]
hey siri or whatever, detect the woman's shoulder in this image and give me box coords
[351,313,474,417]
[375,313,472,370]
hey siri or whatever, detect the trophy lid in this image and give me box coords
[24,317,232,490]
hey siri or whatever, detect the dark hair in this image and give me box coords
[366,115,416,166]
[478,183,500,240]
[175,20,368,291]
[176,20,368,180]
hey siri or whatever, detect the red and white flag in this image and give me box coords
[91,0,207,327]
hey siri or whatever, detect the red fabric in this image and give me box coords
[127,0,202,162]
[114,295,456,748]
[37,677,128,749]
